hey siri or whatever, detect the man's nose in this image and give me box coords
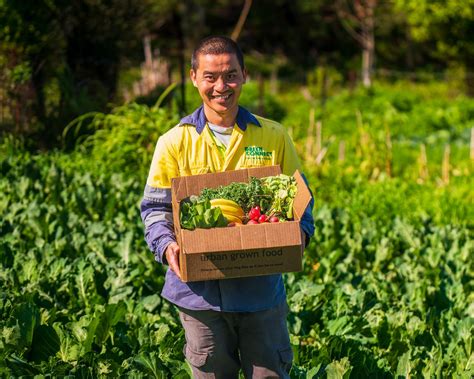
[214,76,227,91]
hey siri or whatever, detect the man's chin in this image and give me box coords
[211,98,232,107]
[207,102,236,114]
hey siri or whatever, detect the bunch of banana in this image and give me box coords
[210,199,244,224]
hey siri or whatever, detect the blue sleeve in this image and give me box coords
[300,173,315,246]
[140,185,176,264]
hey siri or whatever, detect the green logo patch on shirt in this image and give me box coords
[244,146,272,160]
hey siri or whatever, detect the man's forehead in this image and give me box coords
[202,68,238,75]
[195,53,240,70]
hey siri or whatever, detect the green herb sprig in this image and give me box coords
[199,177,273,213]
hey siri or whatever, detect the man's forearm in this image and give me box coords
[140,186,176,264]
[143,213,176,263]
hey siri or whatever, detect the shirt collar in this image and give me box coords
[179,105,261,134]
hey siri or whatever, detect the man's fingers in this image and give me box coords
[169,255,181,279]
[166,243,182,279]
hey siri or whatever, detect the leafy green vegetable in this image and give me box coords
[198,174,298,218]
[29,325,60,362]
[199,177,273,213]
[262,174,297,219]
[179,196,229,230]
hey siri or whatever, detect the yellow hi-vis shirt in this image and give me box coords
[146,105,301,189]
[141,105,312,311]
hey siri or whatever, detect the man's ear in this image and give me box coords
[242,68,247,84]
[190,69,197,87]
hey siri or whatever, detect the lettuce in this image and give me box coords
[179,196,228,230]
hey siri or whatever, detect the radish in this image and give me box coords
[269,216,279,223]
[248,206,261,221]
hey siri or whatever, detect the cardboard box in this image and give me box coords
[171,166,312,282]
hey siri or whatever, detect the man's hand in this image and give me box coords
[165,242,182,279]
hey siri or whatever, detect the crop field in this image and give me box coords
[0,83,473,378]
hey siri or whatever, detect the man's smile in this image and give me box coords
[210,93,232,100]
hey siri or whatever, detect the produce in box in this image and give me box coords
[179,174,297,230]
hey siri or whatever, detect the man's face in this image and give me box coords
[190,53,246,119]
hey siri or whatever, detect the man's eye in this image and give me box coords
[227,73,236,80]
[204,75,214,81]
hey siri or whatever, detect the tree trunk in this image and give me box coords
[173,11,186,115]
[362,42,374,88]
[361,2,375,88]
[31,60,46,125]
[144,35,153,67]
[336,0,377,88]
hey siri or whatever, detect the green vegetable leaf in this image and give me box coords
[13,302,40,349]
[29,325,60,362]
[180,198,228,230]
[134,352,167,379]
[5,355,40,377]
[326,357,353,379]
[83,302,127,353]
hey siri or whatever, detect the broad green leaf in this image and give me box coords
[306,364,323,379]
[55,325,80,362]
[29,324,60,362]
[83,302,127,353]
[13,302,40,349]
[5,354,40,376]
[327,316,352,336]
[83,312,102,354]
[153,324,170,346]
[141,294,161,313]
[134,352,167,379]
[75,260,95,309]
[396,351,411,378]
[326,357,352,379]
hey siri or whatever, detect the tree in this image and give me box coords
[335,0,377,88]
[0,0,167,144]
[395,0,474,95]
[0,0,63,133]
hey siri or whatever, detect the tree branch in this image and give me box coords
[338,14,365,46]
[335,0,371,47]
[230,0,253,42]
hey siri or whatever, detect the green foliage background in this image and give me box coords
[0,82,473,377]
[1,0,473,146]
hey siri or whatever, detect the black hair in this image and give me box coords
[191,36,244,71]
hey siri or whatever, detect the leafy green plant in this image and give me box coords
[180,197,228,230]
[63,100,179,178]
[1,82,472,378]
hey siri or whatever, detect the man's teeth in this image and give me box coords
[213,94,231,99]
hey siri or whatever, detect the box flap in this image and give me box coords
[293,170,312,220]
[182,221,302,254]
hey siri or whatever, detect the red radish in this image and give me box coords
[248,206,261,221]
[269,216,279,223]
[258,214,268,223]
[247,219,259,225]
[227,222,236,227]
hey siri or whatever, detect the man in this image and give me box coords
[141,36,314,378]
